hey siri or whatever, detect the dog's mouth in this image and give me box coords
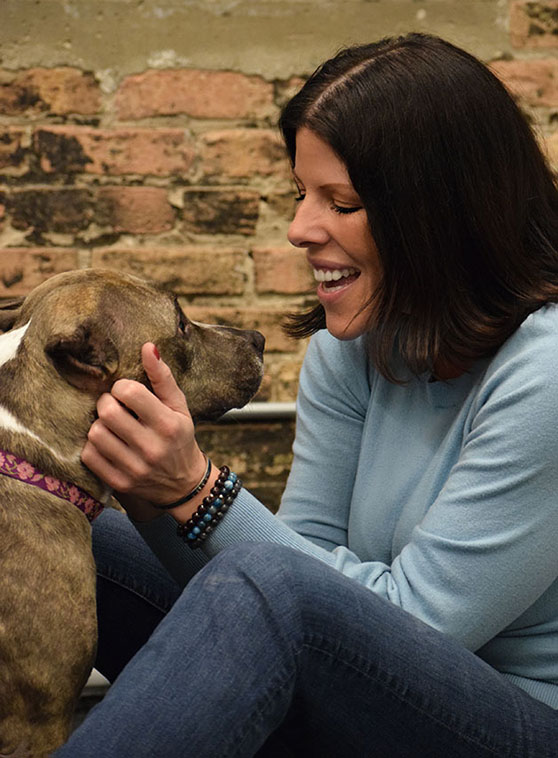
[192,406,228,424]
[191,374,263,424]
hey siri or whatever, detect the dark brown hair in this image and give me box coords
[279,33,558,380]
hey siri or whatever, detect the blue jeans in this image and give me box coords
[56,509,558,757]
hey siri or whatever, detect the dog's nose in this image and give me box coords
[247,330,266,355]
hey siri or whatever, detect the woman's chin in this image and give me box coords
[324,313,369,341]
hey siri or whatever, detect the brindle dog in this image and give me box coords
[0,269,264,756]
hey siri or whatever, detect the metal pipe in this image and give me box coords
[222,401,296,421]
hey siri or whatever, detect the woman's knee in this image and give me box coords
[198,542,343,635]
[205,541,317,597]
[195,542,313,628]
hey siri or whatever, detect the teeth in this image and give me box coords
[313,267,358,282]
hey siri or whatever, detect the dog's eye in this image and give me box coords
[178,312,190,336]
[173,297,191,337]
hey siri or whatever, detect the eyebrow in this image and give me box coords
[292,174,359,196]
[322,182,359,194]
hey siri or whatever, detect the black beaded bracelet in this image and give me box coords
[153,455,212,510]
[176,465,242,549]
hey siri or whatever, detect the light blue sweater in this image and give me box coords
[136,305,558,709]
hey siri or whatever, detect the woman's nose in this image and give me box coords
[287,199,329,249]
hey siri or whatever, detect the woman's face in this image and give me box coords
[288,128,381,341]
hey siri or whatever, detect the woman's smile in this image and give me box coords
[313,266,360,289]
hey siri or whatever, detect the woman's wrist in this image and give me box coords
[152,453,212,511]
[163,463,222,524]
[116,464,222,524]
[116,493,166,523]
[116,448,217,523]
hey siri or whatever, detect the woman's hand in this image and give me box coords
[81,342,209,521]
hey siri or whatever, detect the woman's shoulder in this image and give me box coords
[481,303,558,396]
[300,330,372,406]
[517,302,558,335]
[304,330,371,380]
[496,304,558,365]
[469,304,558,458]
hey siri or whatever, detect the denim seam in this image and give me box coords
[301,641,508,757]
[97,570,173,615]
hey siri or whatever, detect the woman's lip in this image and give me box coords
[316,274,359,303]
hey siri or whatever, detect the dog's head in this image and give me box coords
[0,268,264,423]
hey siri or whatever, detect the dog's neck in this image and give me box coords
[0,323,112,504]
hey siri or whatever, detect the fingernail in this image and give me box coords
[153,345,160,361]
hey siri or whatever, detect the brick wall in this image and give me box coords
[2,0,558,509]
[0,65,312,409]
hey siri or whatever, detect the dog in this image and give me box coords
[0,268,265,757]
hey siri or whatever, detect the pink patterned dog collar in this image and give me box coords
[0,449,104,523]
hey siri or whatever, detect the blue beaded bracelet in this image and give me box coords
[176,465,241,549]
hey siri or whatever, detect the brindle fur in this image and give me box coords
[0,269,264,756]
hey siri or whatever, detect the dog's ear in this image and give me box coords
[0,297,24,333]
[45,325,119,394]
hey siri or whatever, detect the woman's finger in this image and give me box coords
[81,438,133,492]
[95,392,146,447]
[141,342,191,416]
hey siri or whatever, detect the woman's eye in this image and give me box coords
[333,203,362,215]
[294,193,305,203]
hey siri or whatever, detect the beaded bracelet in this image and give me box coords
[153,455,212,510]
[176,465,242,549]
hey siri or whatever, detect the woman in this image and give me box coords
[58,33,558,756]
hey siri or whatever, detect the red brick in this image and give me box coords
[0,249,77,296]
[185,306,295,352]
[181,189,260,235]
[0,129,27,171]
[200,129,289,183]
[1,187,175,237]
[510,1,558,48]
[490,59,558,106]
[253,246,313,294]
[91,248,247,295]
[35,126,195,177]
[97,187,175,234]
[3,188,94,234]
[0,68,101,116]
[115,69,274,120]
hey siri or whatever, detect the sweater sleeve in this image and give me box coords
[133,330,371,582]
[135,318,558,655]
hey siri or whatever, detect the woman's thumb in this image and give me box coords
[141,342,189,414]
